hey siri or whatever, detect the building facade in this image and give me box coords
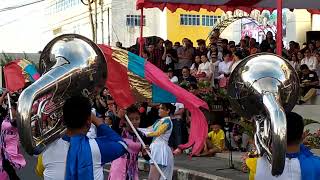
[41,0,319,50]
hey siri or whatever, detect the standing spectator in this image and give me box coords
[212,28,223,48]
[301,49,318,71]
[155,38,165,70]
[229,44,237,54]
[162,40,177,72]
[176,38,194,76]
[229,41,236,47]
[195,39,208,56]
[147,44,156,64]
[288,41,296,56]
[207,43,218,60]
[173,42,181,50]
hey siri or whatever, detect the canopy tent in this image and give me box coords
[137,0,320,14]
[136,0,320,55]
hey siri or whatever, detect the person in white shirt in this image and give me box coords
[166,68,178,84]
[301,49,318,71]
[217,50,233,88]
[246,112,320,180]
[197,55,213,80]
[218,50,233,79]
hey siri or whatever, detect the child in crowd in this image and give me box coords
[199,121,225,156]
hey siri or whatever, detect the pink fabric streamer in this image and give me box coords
[144,62,208,155]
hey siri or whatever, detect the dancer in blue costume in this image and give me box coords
[138,103,174,180]
[246,112,320,180]
[35,95,127,180]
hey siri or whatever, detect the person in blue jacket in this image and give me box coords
[36,95,127,180]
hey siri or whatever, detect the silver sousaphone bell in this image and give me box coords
[227,53,299,176]
[17,34,107,155]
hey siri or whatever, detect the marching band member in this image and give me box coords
[108,105,149,180]
[35,95,127,180]
[138,103,174,180]
[0,102,26,180]
[246,112,320,180]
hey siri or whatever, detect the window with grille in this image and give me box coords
[48,0,81,14]
[180,14,200,26]
[201,15,221,26]
[126,15,146,26]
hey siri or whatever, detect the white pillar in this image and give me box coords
[286,9,311,45]
[312,14,320,31]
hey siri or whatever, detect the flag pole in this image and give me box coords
[124,114,167,180]
[139,8,144,56]
[7,93,13,121]
[276,0,283,55]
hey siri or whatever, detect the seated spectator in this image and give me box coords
[218,50,233,88]
[299,64,319,104]
[180,66,197,85]
[166,68,178,84]
[301,49,318,71]
[198,121,225,156]
[188,83,199,96]
[249,38,258,55]
[190,55,201,76]
[196,55,213,81]
[289,53,300,71]
[230,50,245,72]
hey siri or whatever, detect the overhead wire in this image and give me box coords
[0,0,47,13]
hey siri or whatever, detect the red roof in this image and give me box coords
[136,0,320,14]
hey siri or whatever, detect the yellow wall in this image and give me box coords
[167,8,225,45]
